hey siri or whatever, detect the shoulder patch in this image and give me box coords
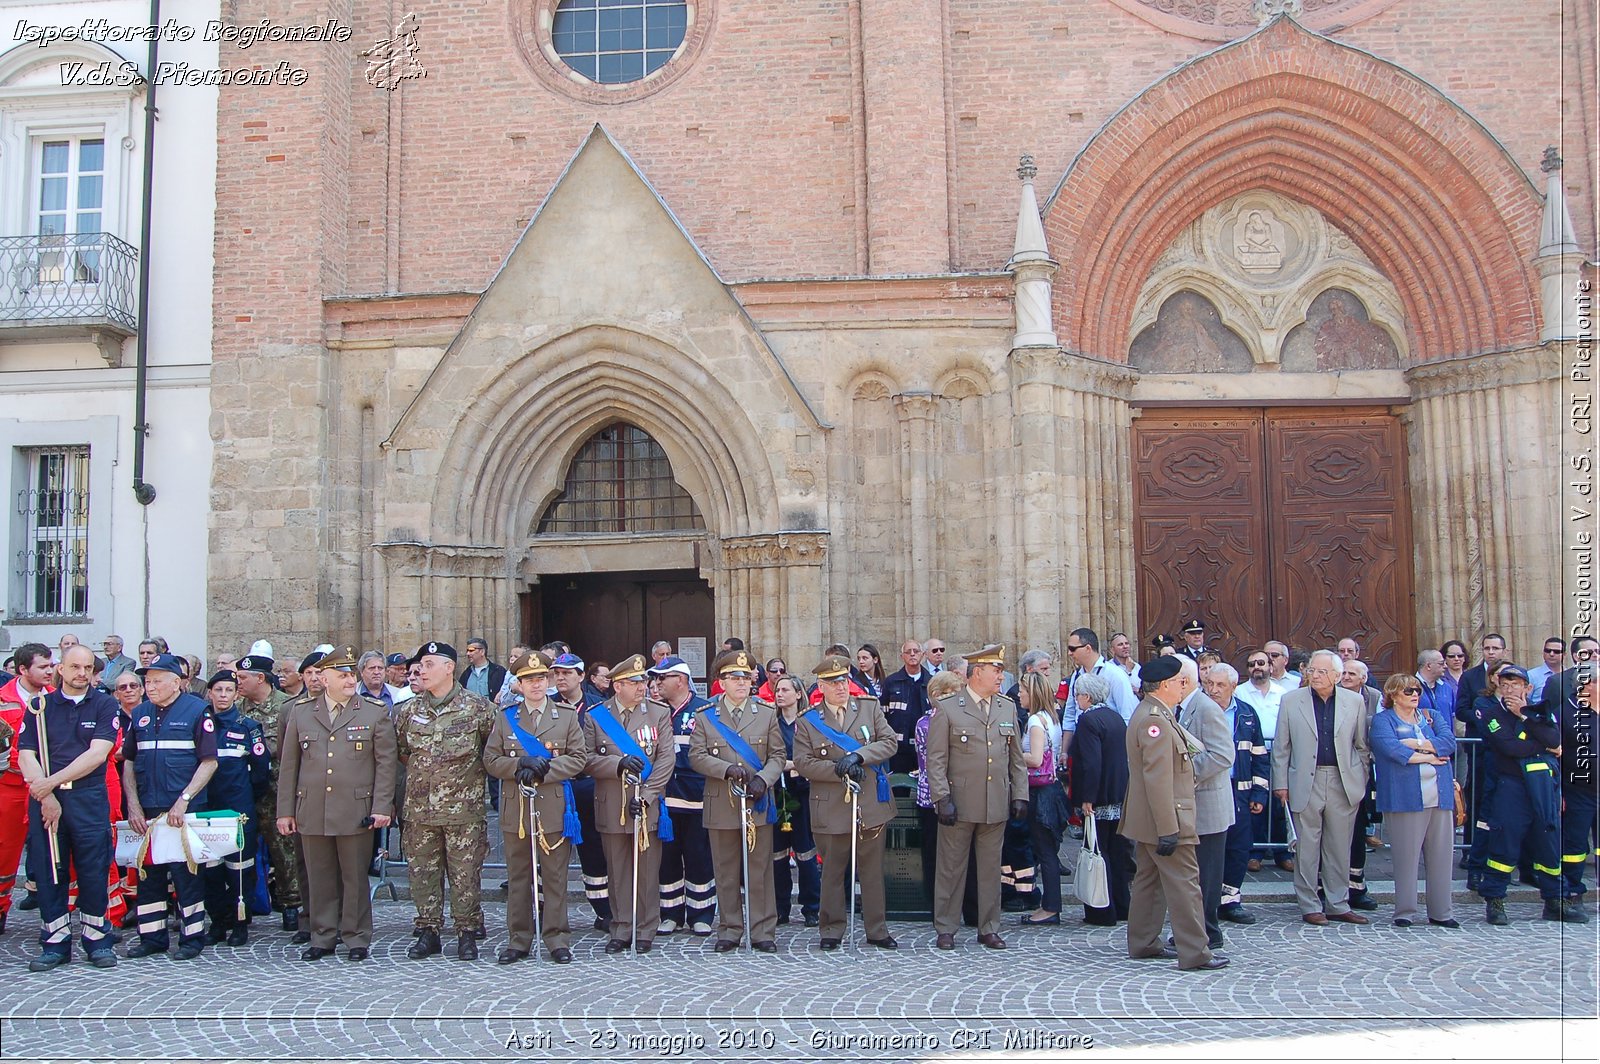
[252,741,266,756]
[1487,718,1501,733]
[201,717,215,732]
[138,715,151,729]
[1147,724,1161,738]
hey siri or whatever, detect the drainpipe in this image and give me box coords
[130,0,159,508]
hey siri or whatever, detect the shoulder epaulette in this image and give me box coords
[360,694,386,708]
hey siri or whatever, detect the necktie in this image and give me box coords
[980,698,991,719]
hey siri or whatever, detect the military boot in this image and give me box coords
[281,906,299,932]
[1485,898,1509,925]
[456,931,479,961]
[407,929,442,959]
[1545,898,1590,923]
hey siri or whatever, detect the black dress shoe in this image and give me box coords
[551,947,573,964]
[292,930,311,945]
[28,952,69,972]
[1349,893,1380,912]
[752,940,777,953]
[1429,918,1462,929]
[124,940,166,958]
[1189,957,1230,971]
[227,925,250,947]
[867,936,899,949]
[281,907,300,932]
[497,948,528,964]
[604,939,629,954]
[802,913,819,928]
[301,945,335,960]
[713,939,739,953]
[819,938,841,951]
[346,947,369,962]
[1218,905,1257,925]
[636,940,654,954]
[593,916,610,932]
[1393,918,1414,927]
[171,943,203,961]
[408,930,442,959]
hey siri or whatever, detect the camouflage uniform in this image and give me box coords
[239,687,300,908]
[397,684,496,933]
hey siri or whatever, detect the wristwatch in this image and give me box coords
[179,791,192,802]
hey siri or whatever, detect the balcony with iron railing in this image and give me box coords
[0,232,138,364]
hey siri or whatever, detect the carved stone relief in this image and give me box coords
[1128,190,1407,369]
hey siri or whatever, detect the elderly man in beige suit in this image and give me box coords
[926,644,1028,951]
[1271,648,1372,925]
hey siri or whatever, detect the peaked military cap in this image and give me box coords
[1181,618,1206,634]
[965,644,1006,666]
[235,655,273,675]
[611,653,650,682]
[314,646,359,672]
[712,649,756,677]
[510,651,553,679]
[812,654,852,680]
[1151,633,1175,651]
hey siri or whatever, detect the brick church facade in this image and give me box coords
[208,1,1595,676]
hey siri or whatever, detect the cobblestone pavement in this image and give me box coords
[0,888,1594,1062]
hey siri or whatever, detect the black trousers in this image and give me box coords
[1198,830,1226,946]
[571,777,612,920]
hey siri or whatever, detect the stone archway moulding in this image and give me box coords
[1045,16,1543,362]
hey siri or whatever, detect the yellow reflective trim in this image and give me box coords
[1487,859,1516,872]
[1563,854,1589,863]
[1535,863,1561,876]
[1524,762,1552,772]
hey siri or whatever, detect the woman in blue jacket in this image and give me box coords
[1372,673,1458,928]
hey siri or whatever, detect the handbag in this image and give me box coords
[1075,815,1111,909]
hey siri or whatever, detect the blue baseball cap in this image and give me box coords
[550,653,585,672]
[137,653,187,678]
[648,655,693,678]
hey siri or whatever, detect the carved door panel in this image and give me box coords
[1132,408,1413,676]
[1267,412,1413,677]
[1132,414,1271,655]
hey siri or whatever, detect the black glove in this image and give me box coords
[627,796,646,819]
[514,766,538,786]
[617,754,646,777]
[1009,799,1029,822]
[833,752,863,779]
[1156,834,1179,857]
[725,764,750,784]
[847,763,866,783]
[936,797,957,826]
[517,755,550,782]
[746,775,768,801]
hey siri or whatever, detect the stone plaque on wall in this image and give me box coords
[1129,291,1255,373]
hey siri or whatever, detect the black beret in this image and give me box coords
[1141,656,1183,686]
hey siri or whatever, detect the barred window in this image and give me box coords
[550,0,689,84]
[16,445,90,616]
[538,423,703,534]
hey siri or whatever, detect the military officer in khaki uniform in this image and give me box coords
[397,641,497,962]
[235,654,302,932]
[275,647,397,962]
[582,654,674,954]
[925,644,1028,950]
[793,654,901,950]
[689,650,785,953]
[1122,655,1228,972]
[482,652,588,964]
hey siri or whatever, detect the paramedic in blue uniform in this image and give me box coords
[15,644,120,971]
[120,654,218,960]
[201,670,272,946]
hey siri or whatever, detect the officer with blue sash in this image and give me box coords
[483,652,589,963]
[582,654,674,954]
[793,654,901,950]
[200,670,271,947]
[121,654,219,960]
[689,650,785,953]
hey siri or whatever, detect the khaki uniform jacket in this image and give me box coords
[276,693,398,835]
[925,689,1027,823]
[792,697,899,834]
[688,696,784,832]
[582,697,674,834]
[482,698,589,828]
[395,684,496,827]
[1121,695,1199,846]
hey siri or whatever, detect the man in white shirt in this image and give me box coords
[1527,637,1564,703]
[1108,632,1141,688]
[1062,628,1138,732]
[1235,652,1285,740]
[1265,641,1300,691]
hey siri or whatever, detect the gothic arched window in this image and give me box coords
[536,423,704,534]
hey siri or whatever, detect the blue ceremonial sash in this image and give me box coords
[589,704,674,842]
[801,709,892,803]
[701,706,778,825]
[504,706,582,844]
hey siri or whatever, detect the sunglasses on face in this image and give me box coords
[114,683,140,692]
[1267,652,1285,659]
[1445,652,1465,658]
[768,667,786,674]
[1248,659,1268,667]
[926,647,945,654]
[1400,687,1421,696]
[1065,643,1087,653]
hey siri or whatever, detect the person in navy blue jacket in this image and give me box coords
[1205,663,1269,924]
[1372,673,1458,927]
[200,671,271,946]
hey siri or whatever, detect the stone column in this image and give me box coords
[1060,356,1138,640]
[858,0,950,273]
[1010,349,1064,655]
[894,393,937,636]
[1406,346,1564,652]
[718,533,830,661]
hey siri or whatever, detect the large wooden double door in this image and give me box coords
[1132,408,1414,677]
